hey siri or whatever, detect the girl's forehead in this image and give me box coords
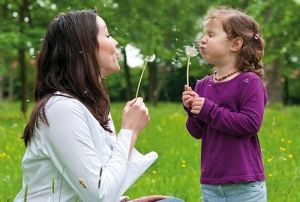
[203,18,223,30]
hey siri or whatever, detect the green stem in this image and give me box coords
[135,61,148,98]
[186,57,191,86]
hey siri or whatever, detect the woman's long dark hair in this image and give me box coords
[23,10,111,146]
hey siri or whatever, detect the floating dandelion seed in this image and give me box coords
[185,45,198,86]
[135,54,156,98]
[79,178,88,189]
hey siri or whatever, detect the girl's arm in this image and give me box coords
[196,78,266,136]
[186,113,203,139]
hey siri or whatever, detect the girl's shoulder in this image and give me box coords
[239,71,261,81]
[193,75,213,94]
[195,75,212,86]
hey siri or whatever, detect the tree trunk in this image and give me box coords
[19,0,29,115]
[266,58,282,104]
[148,62,158,105]
[121,48,133,100]
[0,76,3,106]
[283,75,289,105]
[8,65,14,101]
[19,48,28,114]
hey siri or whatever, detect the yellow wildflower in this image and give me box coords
[280,147,286,152]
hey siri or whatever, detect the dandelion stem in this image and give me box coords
[186,57,191,87]
[135,61,148,98]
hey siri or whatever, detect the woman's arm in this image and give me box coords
[43,98,139,202]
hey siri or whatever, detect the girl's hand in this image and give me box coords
[182,85,198,108]
[121,97,150,136]
[191,96,205,114]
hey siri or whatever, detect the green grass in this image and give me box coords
[0,102,300,201]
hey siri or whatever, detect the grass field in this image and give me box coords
[0,102,299,201]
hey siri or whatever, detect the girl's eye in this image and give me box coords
[106,35,111,38]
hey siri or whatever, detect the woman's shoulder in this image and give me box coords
[45,92,86,115]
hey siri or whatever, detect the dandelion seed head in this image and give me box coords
[144,54,156,62]
[185,45,198,57]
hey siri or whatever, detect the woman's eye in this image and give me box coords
[106,35,111,38]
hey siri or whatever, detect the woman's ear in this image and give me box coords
[230,37,243,52]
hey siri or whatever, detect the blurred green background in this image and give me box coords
[1,0,300,201]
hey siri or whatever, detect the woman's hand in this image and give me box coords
[128,195,169,202]
[121,97,150,136]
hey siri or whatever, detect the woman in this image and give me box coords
[14,10,175,202]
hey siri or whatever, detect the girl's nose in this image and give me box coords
[200,35,207,44]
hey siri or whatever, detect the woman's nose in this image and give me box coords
[112,36,118,47]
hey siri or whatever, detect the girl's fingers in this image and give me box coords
[192,106,202,111]
[191,109,200,114]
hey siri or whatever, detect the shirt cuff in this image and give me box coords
[183,105,195,117]
[119,128,133,137]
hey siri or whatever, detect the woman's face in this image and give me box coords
[96,16,120,77]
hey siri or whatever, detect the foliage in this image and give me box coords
[1,0,300,106]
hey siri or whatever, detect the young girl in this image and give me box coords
[182,7,267,202]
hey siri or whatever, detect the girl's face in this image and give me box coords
[96,16,120,77]
[199,18,232,66]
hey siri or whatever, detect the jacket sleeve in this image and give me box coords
[43,98,133,202]
[196,78,266,136]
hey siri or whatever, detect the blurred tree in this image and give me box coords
[104,0,209,105]
[1,0,300,108]
[212,0,300,104]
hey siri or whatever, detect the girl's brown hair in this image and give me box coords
[206,7,265,79]
[23,10,111,146]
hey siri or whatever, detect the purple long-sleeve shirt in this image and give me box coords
[186,71,267,184]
